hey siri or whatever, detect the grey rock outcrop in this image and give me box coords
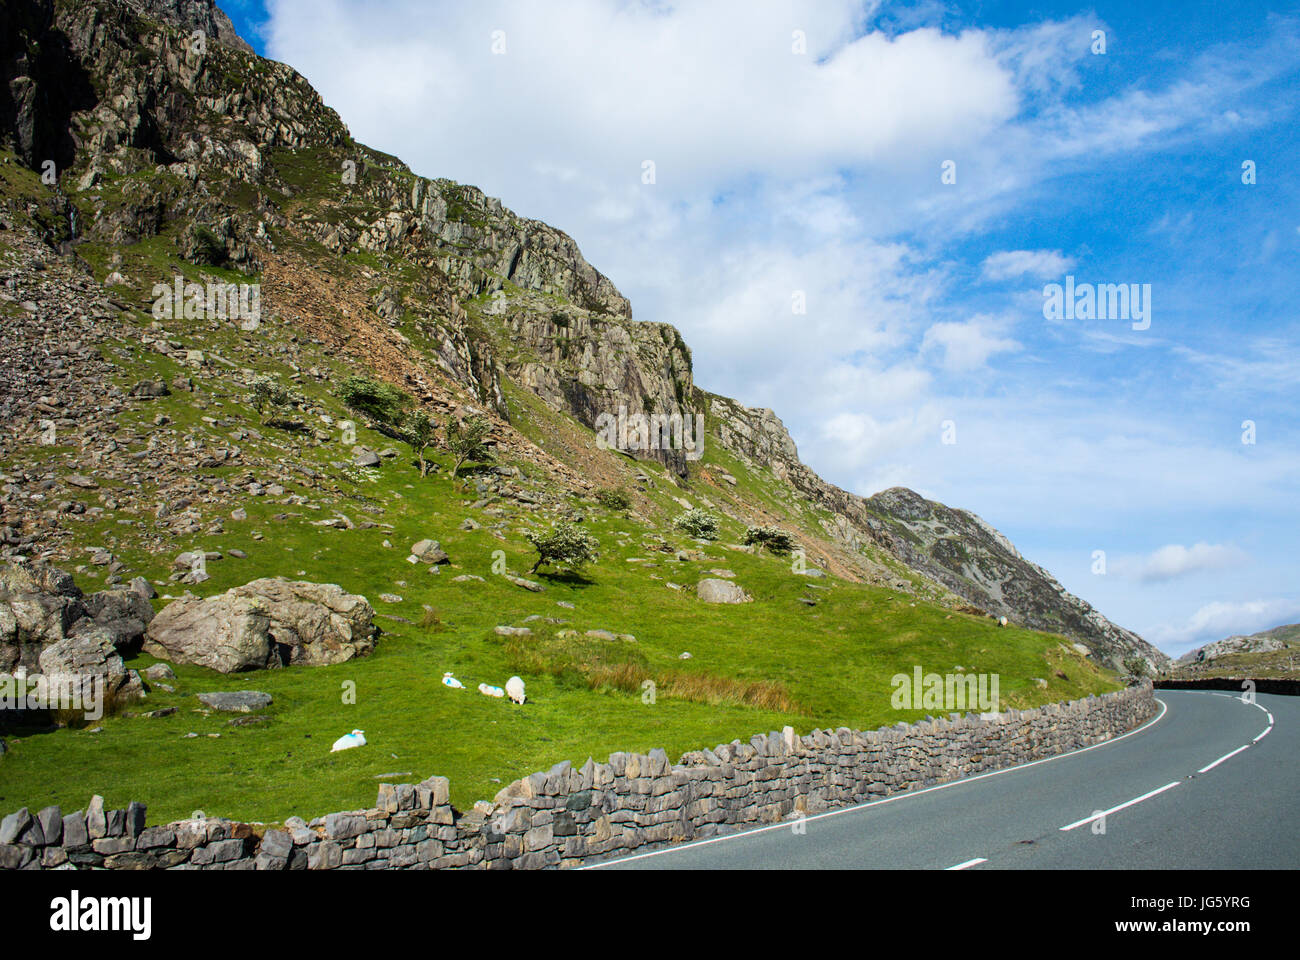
[143,578,377,672]
[1,563,148,701]
[122,0,255,54]
[77,589,155,653]
[37,630,142,703]
[0,562,86,672]
[1177,622,1298,663]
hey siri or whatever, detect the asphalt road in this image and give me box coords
[589,690,1297,869]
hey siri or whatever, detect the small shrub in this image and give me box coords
[526,520,599,574]
[249,375,294,422]
[674,507,719,540]
[1122,656,1150,685]
[594,488,631,511]
[190,225,227,266]
[420,605,445,632]
[337,374,409,425]
[744,525,795,556]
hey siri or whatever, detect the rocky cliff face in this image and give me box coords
[496,293,696,475]
[122,0,253,54]
[0,0,1163,669]
[860,487,1156,665]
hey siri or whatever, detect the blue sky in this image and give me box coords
[219,0,1300,655]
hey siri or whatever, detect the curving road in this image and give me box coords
[589,690,1297,870]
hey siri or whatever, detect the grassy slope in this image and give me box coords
[0,144,1122,824]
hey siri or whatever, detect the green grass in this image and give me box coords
[0,382,1120,823]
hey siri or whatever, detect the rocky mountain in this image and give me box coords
[1176,623,1300,664]
[0,0,1163,670]
[122,0,253,54]
[700,399,1155,664]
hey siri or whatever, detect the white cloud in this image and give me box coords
[267,0,1020,202]
[920,315,1021,372]
[980,249,1075,282]
[1146,598,1300,656]
[1173,338,1300,392]
[1113,542,1250,583]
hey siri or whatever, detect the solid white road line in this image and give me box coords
[584,697,1170,869]
[1195,698,1273,768]
[1198,744,1250,773]
[946,858,987,870]
[1059,781,1181,832]
[1247,699,1273,743]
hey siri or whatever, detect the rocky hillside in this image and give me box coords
[0,0,1161,669]
[701,398,1155,664]
[1176,623,1299,665]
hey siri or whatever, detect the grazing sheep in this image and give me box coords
[331,729,366,752]
[442,672,465,689]
[998,616,1008,627]
[505,676,526,705]
[478,682,504,698]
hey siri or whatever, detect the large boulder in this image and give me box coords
[143,594,270,673]
[144,579,378,673]
[696,579,752,604]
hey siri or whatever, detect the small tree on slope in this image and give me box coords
[526,521,599,575]
[446,414,494,479]
[403,410,438,477]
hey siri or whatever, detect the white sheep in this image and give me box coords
[331,729,366,752]
[478,682,504,698]
[505,676,526,705]
[442,672,465,689]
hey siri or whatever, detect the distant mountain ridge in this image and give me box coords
[1177,623,1300,663]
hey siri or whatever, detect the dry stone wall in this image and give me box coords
[0,683,1156,870]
